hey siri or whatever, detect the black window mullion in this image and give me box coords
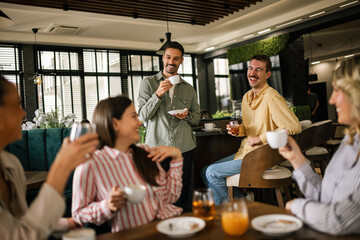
[107,50,110,97]
[94,50,99,102]
[68,52,74,113]
[79,50,86,120]
[191,54,197,91]
[53,51,58,112]
[129,55,134,100]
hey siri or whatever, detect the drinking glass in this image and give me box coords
[192,188,216,221]
[221,199,249,236]
[229,121,240,135]
[70,122,96,142]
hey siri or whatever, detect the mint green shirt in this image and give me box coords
[137,71,200,153]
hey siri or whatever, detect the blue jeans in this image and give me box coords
[200,154,243,205]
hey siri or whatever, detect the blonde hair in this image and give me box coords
[333,55,360,144]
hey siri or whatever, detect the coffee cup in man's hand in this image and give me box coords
[169,75,180,85]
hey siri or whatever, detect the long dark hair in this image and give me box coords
[0,76,12,105]
[92,95,159,186]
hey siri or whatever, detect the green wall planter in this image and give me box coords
[227,33,289,65]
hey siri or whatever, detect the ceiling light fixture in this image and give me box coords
[156,0,171,55]
[258,28,271,34]
[0,10,15,28]
[29,28,42,85]
[309,11,325,18]
[205,46,215,51]
[243,34,254,39]
[276,19,302,28]
[311,61,320,65]
[340,0,358,8]
[344,54,355,58]
[220,39,237,46]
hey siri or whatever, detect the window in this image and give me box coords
[128,54,160,110]
[0,45,22,94]
[37,50,83,120]
[214,58,230,111]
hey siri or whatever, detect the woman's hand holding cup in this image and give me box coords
[278,136,307,170]
[108,186,127,212]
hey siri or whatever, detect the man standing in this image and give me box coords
[307,87,320,122]
[138,42,200,211]
[201,54,301,205]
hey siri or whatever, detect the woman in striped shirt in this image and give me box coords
[278,56,360,235]
[72,96,183,232]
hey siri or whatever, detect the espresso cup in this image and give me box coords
[266,129,288,149]
[204,123,216,130]
[169,75,180,85]
[124,184,147,203]
[62,228,95,240]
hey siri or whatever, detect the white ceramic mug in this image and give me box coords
[62,228,95,240]
[169,75,180,85]
[124,184,147,203]
[204,123,216,130]
[266,129,288,149]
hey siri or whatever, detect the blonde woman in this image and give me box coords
[279,56,360,235]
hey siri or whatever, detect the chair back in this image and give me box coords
[293,124,316,153]
[238,144,291,188]
[311,120,332,146]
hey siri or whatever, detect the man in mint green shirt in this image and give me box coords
[138,41,200,211]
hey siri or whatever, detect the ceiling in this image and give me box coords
[0,0,359,58]
[0,0,262,26]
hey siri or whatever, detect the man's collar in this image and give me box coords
[252,83,269,97]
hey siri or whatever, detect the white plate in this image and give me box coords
[201,128,222,132]
[156,216,206,238]
[168,109,187,115]
[251,214,302,236]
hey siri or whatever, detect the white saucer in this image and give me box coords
[251,214,302,236]
[201,128,221,132]
[168,109,186,115]
[156,216,205,238]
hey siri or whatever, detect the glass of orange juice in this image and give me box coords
[221,199,249,236]
[192,188,216,221]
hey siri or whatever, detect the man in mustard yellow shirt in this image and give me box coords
[201,54,301,205]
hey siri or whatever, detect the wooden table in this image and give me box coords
[25,171,48,190]
[96,201,359,240]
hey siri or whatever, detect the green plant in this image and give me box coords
[290,105,311,121]
[227,33,289,65]
[139,125,147,144]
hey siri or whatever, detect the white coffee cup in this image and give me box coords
[169,75,180,85]
[124,184,147,203]
[62,228,95,240]
[204,123,216,130]
[266,129,288,149]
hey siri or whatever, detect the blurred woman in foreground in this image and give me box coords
[279,56,360,235]
[0,76,99,239]
[72,96,183,232]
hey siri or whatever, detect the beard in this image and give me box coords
[165,64,179,74]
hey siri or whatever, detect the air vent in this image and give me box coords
[44,24,87,35]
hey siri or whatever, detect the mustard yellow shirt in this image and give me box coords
[234,83,301,159]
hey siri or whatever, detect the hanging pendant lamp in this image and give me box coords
[156,1,171,55]
[29,28,43,85]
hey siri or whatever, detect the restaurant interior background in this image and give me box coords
[0,0,359,123]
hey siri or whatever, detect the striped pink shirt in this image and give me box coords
[71,145,183,232]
